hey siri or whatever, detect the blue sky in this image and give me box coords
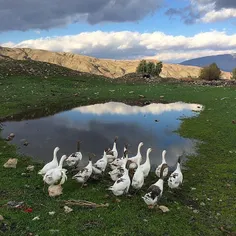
[0,0,236,62]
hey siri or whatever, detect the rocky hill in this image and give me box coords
[0,46,232,79]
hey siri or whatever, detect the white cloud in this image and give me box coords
[145,49,236,62]
[166,0,236,23]
[200,8,236,23]
[1,30,236,62]
[72,102,203,115]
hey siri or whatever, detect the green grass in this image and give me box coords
[0,75,236,235]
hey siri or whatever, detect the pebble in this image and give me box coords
[26,165,35,172]
[0,215,4,221]
[159,205,170,213]
[32,216,40,221]
[9,133,15,138]
[64,206,73,214]
[193,209,199,214]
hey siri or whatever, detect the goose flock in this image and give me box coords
[38,137,183,208]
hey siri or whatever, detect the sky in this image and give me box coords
[0,0,236,63]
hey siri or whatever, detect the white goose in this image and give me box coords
[38,147,60,176]
[131,156,144,190]
[110,144,128,170]
[72,155,93,187]
[108,162,131,196]
[168,157,183,189]
[106,137,118,163]
[142,164,167,208]
[43,155,68,186]
[66,141,82,168]
[109,151,129,181]
[127,142,144,170]
[155,150,168,178]
[92,149,108,175]
[140,148,152,178]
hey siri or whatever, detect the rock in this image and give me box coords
[23,141,29,146]
[5,136,13,141]
[48,185,63,197]
[0,215,4,221]
[159,205,170,213]
[26,165,35,172]
[64,206,73,214]
[3,158,18,168]
[9,133,15,138]
[193,209,199,214]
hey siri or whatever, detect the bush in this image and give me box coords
[231,68,236,80]
[136,60,162,77]
[199,63,221,81]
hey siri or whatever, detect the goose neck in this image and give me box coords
[162,151,166,163]
[59,155,66,168]
[53,148,59,164]
[112,142,117,151]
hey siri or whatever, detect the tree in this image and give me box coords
[136,60,162,77]
[199,63,221,81]
[231,68,236,80]
[146,62,156,75]
[136,60,147,74]
[155,62,163,76]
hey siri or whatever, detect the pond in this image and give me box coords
[1,101,203,169]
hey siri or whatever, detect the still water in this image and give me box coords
[1,102,203,169]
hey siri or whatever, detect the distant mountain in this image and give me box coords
[180,54,236,72]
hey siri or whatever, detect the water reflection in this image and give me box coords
[1,102,203,169]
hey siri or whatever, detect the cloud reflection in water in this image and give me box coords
[1,102,203,169]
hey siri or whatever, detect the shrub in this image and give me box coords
[199,63,221,81]
[136,60,162,77]
[231,68,236,80]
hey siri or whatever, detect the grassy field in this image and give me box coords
[0,75,236,236]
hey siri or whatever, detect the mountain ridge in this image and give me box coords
[0,46,232,79]
[180,54,236,72]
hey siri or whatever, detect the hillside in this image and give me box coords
[0,58,91,78]
[181,54,236,72]
[0,46,232,79]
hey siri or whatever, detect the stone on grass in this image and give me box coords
[159,205,170,213]
[48,185,63,197]
[64,206,73,214]
[26,165,35,171]
[3,158,18,168]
